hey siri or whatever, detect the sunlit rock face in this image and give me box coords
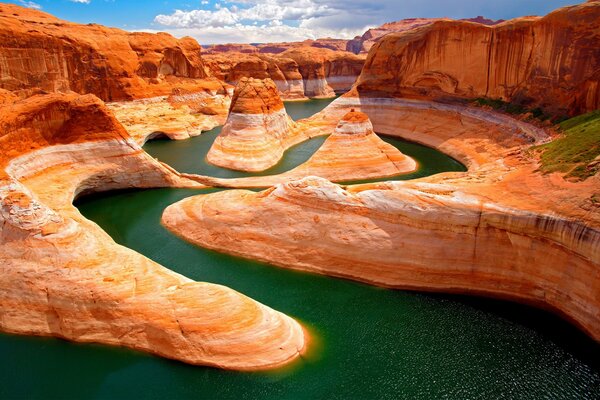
[284,110,416,180]
[163,83,600,342]
[0,3,222,101]
[0,92,306,371]
[204,47,365,99]
[204,53,307,100]
[345,17,503,55]
[207,78,296,172]
[107,84,233,144]
[356,1,600,116]
[279,47,365,98]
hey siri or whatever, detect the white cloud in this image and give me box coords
[70,0,92,3]
[150,0,578,44]
[18,0,42,9]
[152,0,364,43]
[139,23,368,45]
[154,0,337,28]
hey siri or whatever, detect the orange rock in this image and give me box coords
[280,47,365,97]
[207,78,295,171]
[355,2,600,116]
[0,92,306,370]
[0,3,221,101]
[209,110,416,187]
[346,17,502,54]
[163,94,600,342]
[204,52,307,100]
[205,46,365,99]
[108,85,233,143]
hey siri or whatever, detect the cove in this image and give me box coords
[0,99,598,400]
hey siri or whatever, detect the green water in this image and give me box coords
[1,99,598,399]
[143,96,466,180]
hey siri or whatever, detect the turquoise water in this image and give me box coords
[1,99,598,399]
[143,96,466,180]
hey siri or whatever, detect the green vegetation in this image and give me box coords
[473,97,549,121]
[534,110,600,180]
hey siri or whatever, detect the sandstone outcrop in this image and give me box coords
[163,92,600,342]
[0,92,306,370]
[210,110,416,187]
[204,53,306,100]
[107,84,233,143]
[280,47,365,97]
[356,1,600,115]
[346,17,502,54]
[204,47,365,99]
[284,110,415,180]
[206,78,297,171]
[0,3,218,101]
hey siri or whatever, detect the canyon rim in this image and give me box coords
[0,1,599,399]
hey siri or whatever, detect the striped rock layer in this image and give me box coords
[208,110,416,187]
[163,95,600,342]
[0,92,306,370]
[207,78,296,172]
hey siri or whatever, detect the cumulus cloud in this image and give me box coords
[155,0,336,29]
[70,0,92,3]
[140,24,367,45]
[151,0,577,44]
[18,0,42,9]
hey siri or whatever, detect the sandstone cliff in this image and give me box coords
[0,3,219,101]
[346,17,503,54]
[0,92,306,369]
[207,78,296,171]
[203,53,306,100]
[355,1,600,115]
[279,47,365,97]
[162,93,600,341]
[204,47,365,99]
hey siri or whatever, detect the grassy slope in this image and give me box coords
[534,110,600,180]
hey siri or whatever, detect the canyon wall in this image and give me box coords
[0,3,220,101]
[356,1,600,116]
[204,47,365,99]
[163,94,600,341]
[346,17,503,54]
[0,92,306,369]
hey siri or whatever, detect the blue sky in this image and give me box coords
[7,0,580,44]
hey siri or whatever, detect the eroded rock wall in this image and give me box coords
[0,92,306,370]
[0,4,215,101]
[356,2,600,115]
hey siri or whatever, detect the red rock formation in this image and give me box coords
[207,78,296,171]
[279,47,366,97]
[0,3,220,101]
[355,1,600,115]
[207,110,416,187]
[0,92,306,370]
[204,53,306,100]
[162,94,600,341]
[346,17,504,54]
[204,47,365,99]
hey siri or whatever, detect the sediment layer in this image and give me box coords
[206,78,296,171]
[163,96,600,341]
[0,92,306,370]
[356,1,600,116]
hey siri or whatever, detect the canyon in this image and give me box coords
[0,92,306,370]
[356,2,600,116]
[0,0,598,384]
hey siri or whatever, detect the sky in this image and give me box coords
[6,0,581,44]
